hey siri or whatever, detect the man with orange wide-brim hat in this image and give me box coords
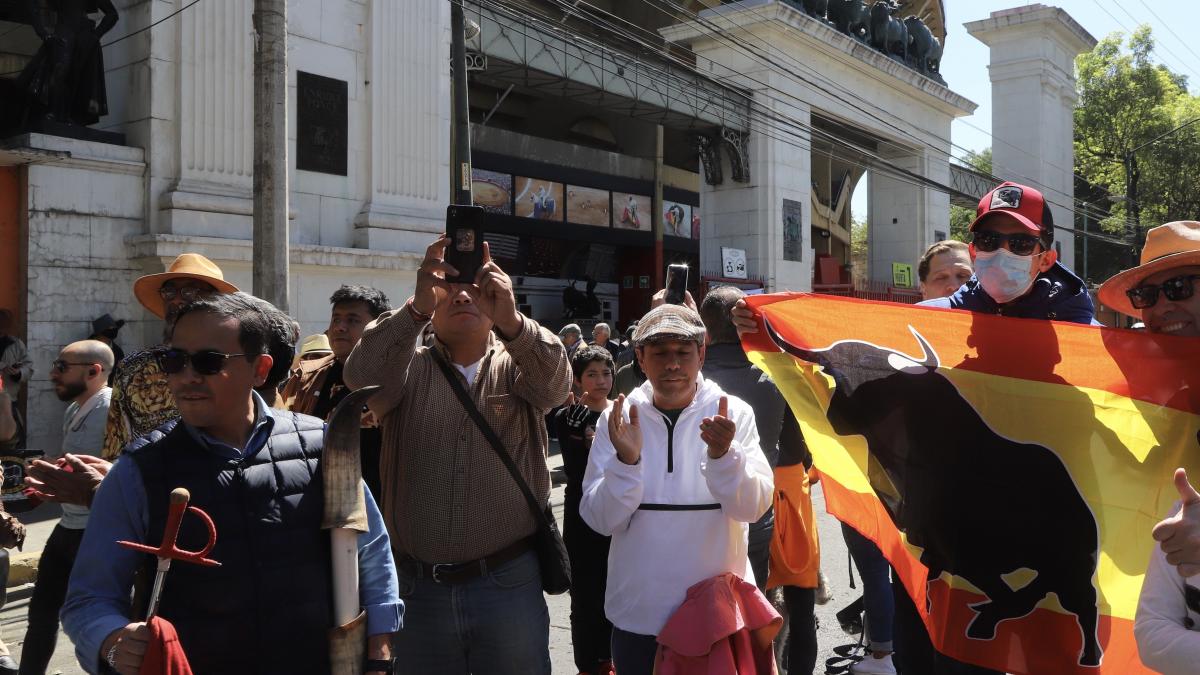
[1097,221,1200,672]
[101,254,239,459]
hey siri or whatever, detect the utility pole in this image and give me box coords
[1081,204,1089,285]
[451,3,473,206]
[252,0,289,311]
[652,125,664,289]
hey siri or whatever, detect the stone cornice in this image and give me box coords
[659,0,977,118]
[125,234,424,271]
[965,5,1097,55]
[0,133,145,175]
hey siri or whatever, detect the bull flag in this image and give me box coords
[742,293,1200,674]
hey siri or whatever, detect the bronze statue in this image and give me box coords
[801,0,829,21]
[904,15,943,81]
[869,0,907,62]
[18,0,119,127]
[827,0,870,42]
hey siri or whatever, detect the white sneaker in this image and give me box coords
[850,654,897,675]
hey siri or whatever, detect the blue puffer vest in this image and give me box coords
[128,411,331,674]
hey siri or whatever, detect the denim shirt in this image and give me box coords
[61,391,403,674]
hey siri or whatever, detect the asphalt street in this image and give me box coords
[0,449,864,675]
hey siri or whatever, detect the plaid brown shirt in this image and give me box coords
[344,307,571,563]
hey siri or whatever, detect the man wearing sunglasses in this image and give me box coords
[1095,221,1200,671]
[101,253,239,461]
[920,182,1096,325]
[18,340,113,675]
[62,293,402,675]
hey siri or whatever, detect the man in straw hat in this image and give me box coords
[1096,221,1200,671]
[101,254,238,460]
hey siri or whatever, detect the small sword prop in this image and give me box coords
[118,487,220,619]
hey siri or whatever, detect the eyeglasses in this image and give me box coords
[158,349,248,376]
[51,360,93,374]
[1126,274,1200,309]
[158,285,215,302]
[973,230,1044,256]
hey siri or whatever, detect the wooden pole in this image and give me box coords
[252,0,290,311]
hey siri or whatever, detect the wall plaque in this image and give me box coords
[783,198,803,262]
[297,72,348,176]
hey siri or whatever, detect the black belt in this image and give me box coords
[405,538,533,585]
[638,503,722,511]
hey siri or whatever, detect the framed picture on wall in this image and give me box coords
[613,192,651,231]
[663,201,692,238]
[514,177,564,221]
[471,169,512,215]
[566,185,611,226]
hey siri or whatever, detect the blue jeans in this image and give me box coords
[842,523,895,652]
[393,550,551,675]
[611,628,659,675]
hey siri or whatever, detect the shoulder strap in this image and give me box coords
[429,348,547,520]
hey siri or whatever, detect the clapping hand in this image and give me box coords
[700,396,736,459]
[608,394,642,465]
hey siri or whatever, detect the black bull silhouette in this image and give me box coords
[765,319,1102,667]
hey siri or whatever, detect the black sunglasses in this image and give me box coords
[1126,274,1200,310]
[51,360,94,374]
[158,348,249,376]
[158,285,215,302]
[973,230,1044,256]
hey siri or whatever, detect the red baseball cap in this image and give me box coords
[968,181,1054,243]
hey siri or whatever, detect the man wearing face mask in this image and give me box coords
[920,182,1096,324]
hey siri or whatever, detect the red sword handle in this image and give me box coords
[118,487,221,567]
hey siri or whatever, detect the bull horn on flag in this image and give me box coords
[323,385,380,675]
[742,292,1200,675]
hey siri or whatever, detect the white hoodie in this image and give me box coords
[580,374,774,636]
[1135,501,1200,675]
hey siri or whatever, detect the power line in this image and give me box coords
[1132,0,1200,76]
[471,0,1126,244]
[1102,0,1200,85]
[603,0,1128,221]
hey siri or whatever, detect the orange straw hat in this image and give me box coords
[133,253,240,319]
[1097,221,1200,319]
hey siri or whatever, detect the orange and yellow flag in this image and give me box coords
[743,293,1200,674]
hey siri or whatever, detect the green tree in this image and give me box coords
[949,148,992,242]
[850,216,868,283]
[1074,27,1199,248]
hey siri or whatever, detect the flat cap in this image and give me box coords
[633,304,706,346]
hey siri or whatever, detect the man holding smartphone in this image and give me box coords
[345,234,571,674]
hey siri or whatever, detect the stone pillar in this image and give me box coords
[354,0,451,252]
[966,6,1096,272]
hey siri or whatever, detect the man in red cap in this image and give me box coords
[920,181,1095,324]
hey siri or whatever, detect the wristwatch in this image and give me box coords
[364,658,395,674]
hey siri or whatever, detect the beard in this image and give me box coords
[55,380,87,402]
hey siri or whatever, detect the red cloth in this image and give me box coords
[139,616,193,675]
[654,573,782,675]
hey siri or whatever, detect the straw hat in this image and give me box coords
[1097,221,1200,318]
[133,254,239,319]
[291,334,333,369]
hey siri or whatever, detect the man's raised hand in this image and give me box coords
[412,236,457,317]
[700,396,736,459]
[608,394,642,465]
[1153,467,1200,577]
[471,242,523,337]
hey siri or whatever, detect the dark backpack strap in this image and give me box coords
[429,348,547,522]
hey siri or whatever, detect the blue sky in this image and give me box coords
[850,1,1198,220]
[943,0,1199,155]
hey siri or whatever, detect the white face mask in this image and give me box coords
[974,248,1040,304]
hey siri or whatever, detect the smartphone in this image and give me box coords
[665,263,689,305]
[444,205,486,283]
